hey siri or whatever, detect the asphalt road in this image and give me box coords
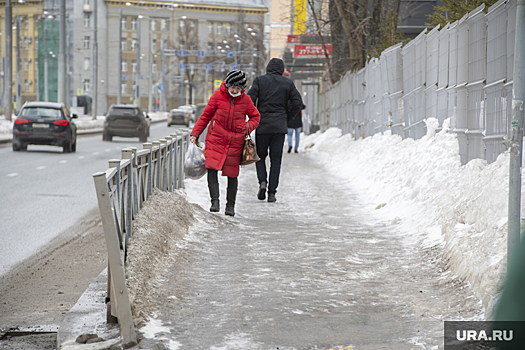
[0,122,186,277]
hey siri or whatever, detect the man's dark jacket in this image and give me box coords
[247,58,303,134]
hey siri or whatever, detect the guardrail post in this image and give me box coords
[176,130,184,189]
[165,136,174,192]
[152,141,161,189]
[160,139,168,191]
[128,147,139,216]
[122,148,134,239]
[143,143,153,197]
[92,171,137,348]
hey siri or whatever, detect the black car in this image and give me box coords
[103,104,150,142]
[12,101,78,153]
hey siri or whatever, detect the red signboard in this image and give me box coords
[293,44,332,58]
[287,35,301,43]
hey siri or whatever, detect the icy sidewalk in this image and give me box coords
[134,151,484,350]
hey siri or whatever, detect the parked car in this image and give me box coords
[177,105,196,126]
[167,108,190,127]
[103,104,150,142]
[12,101,78,153]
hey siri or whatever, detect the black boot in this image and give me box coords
[225,184,238,216]
[208,183,220,212]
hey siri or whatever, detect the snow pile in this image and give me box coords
[125,188,198,326]
[301,118,509,316]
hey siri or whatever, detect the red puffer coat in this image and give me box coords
[191,81,260,177]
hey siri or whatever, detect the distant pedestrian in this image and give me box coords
[190,69,260,216]
[247,58,303,203]
[287,103,305,153]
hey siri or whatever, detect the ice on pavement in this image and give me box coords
[299,118,508,315]
[128,117,509,348]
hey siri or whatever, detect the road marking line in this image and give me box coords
[78,156,85,159]
[59,160,68,164]
[7,173,19,177]
[36,166,46,170]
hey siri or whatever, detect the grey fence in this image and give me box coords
[92,129,190,346]
[319,0,515,164]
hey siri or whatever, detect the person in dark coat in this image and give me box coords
[190,69,260,216]
[287,103,305,153]
[247,58,303,202]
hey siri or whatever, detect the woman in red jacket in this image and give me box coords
[190,70,260,216]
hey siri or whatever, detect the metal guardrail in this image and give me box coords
[92,129,190,346]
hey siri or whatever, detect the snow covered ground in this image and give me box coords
[2,109,509,320]
[299,118,509,318]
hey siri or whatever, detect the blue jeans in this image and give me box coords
[287,127,301,151]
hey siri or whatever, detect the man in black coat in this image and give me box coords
[247,58,303,202]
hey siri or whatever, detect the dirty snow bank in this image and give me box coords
[125,188,199,326]
[301,118,509,317]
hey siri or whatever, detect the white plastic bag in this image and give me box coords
[184,142,207,180]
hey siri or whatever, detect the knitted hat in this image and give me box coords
[225,69,247,90]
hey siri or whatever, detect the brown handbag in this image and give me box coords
[240,122,260,165]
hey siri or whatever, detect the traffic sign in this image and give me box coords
[227,51,233,57]
[180,63,186,70]
[179,50,186,57]
[158,84,165,91]
[206,64,211,70]
[198,50,204,57]
[123,75,127,80]
[231,64,237,70]
[140,75,144,80]
[214,80,222,89]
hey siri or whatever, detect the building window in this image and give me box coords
[132,60,137,73]
[25,36,31,50]
[83,79,90,92]
[121,16,127,30]
[84,13,91,28]
[152,62,157,73]
[84,57,90,70]
[24,79,30,92]
[131,39,138,51]
[83,36,90,49]
[121,38,127,51]
[23,16,28,30]
[151,19,157,31]
[24,59,30,72]
[161,19,167,31]
[208,21,213,34]
[132,17,138,30]
[121,83,127,94]
[121,60,127,72]
[216,22,222,35]
[152,39,157,52]
[83,0,90,5]
[189,20,196,34]
[226,23,231,35]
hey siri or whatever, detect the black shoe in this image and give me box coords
[225,185,237,216]
[257,182,267,200]
[208,183,220,212]
[267,193,276,202]
[210,199,220,212]
[287,146,292,153]
[225,205,235,216]
[294,150,298,153]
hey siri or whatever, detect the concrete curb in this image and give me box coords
[56,268,122,350]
